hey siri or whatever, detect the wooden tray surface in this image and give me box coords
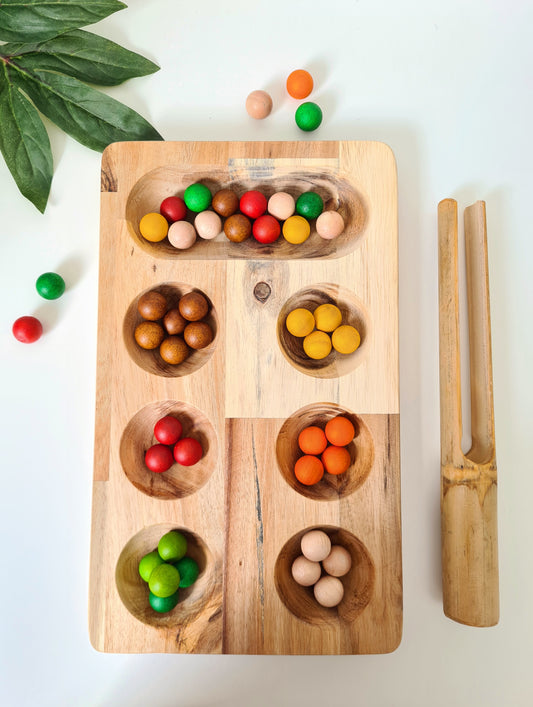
[89,140,401,654]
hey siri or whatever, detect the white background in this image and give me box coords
[1,0,532,705]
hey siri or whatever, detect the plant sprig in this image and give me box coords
[0,0,162,212]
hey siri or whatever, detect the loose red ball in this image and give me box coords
[173,438,203,466]
[145,444,174,473]
[239,190,267,219]
[153,416,183,446]
[160,196,187,223]
[252,214,281,244]
[12,316,43,343]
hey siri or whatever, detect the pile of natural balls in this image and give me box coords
[139,183,345,249]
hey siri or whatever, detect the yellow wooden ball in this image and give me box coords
[139,212,169,242]
[282,215,311,245]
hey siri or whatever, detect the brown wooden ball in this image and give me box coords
[137,291,168,320]
[134,321,165,349]
[184,321,214,350]
[212,189,239,218]
[159,336,189,365]
[178,292,209,321]
[163,308,187,335]
[224,213,252,243]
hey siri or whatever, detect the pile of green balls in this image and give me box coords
[138,530,200,613]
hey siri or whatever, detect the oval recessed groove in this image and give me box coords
[125,166,368,260]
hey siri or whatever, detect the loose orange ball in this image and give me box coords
[325,416,356,446]
[321,445,351,476]
[294,455,324,486]
[286,69,314,99]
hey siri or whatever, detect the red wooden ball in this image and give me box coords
[239,190,267,219]
[12,316,43,343]
[252,214,281,244]
[145,444,174,473]
[160,196,187,223]
[153,416,183,446]
[173,437,203,466]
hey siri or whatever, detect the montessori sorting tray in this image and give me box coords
[89,140,401,654]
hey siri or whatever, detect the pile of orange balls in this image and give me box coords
[294,416,356,486]
[134,289,214,365]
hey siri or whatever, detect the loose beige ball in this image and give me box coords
[322,545,352,577]
[245,90,273,119]
[194,210,222,240]
[168,221,197,249]
[268,192,295,220]
[316,210,345,240]
[291,555,322,587]
[301,529,331,562]
[313,575,344,607]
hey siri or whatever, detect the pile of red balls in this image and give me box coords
[145,415,203,473]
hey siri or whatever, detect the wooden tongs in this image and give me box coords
[438,199,499,627]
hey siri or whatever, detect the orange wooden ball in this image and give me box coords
[286,70,314,99]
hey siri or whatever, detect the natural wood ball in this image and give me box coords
[246,90,273,119]
[159,336,189,365]
[134,321,165,350]
[224,213,252,243]
[212,189,239,218]
[137,291,168,321]
[184,321,214,350]
[178,292,209,322]
[163,308,187,335]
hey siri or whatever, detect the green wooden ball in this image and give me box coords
[149,589,179,613]
[295,102,323,132]
[184,183,212,212]
[36,272,65,300]
[296,192,324,219]
[174,556,199,588]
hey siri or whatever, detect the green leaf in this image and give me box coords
[0,64,52,212]
[1,29,159,86]
[11,63,162,152]
[0,0,126,42]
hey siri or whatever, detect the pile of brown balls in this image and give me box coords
[134,289,214,365]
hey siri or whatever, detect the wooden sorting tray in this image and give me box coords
[89,140,401,654]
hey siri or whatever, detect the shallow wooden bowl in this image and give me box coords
[274,525,375,625]
[115,523,215,629]
[125,166,368,261]
[119,400,217,500]
[123,282,218,378]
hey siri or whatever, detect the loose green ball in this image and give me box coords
[149,589,179,613]
[36,272,65,300]
[158,530,187,562]
[183,183,212,212]
[296,192,324,219]
[295,102,323,132]
[148,563,181,598]
[138,550,164,582]
[174,556,199,588]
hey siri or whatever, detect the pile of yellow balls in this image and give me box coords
[285,304,361,360]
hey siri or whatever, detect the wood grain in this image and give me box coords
[89,141,401,653]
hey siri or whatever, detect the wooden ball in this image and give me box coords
[194,210,222,240]
[178,292,209,322]
[316,211,345,240]
[183,321,214,350]
[212,189,239,218]
[224,214,252,243]
[137,291,168,320]
[301,530,331,562]
[246,90,273,119]
[313,576,344,607]
[163,308,187,335]
[291,555,322,587]
[134,322,165,350]
[322,545,352,577]
[159,336,189,365]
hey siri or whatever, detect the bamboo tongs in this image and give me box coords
[438,199,499,627]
